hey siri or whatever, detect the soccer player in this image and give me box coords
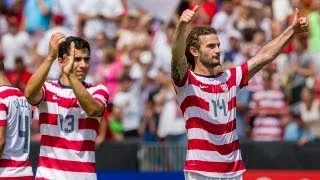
[0,61,33,179]
[171,5,308,180]
[25,33,109,179]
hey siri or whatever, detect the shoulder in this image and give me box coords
[86,83,109,96]
[44,80,60,89]
[0,86,24,99]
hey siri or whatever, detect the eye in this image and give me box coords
[74,58,81,62]
[84,57,90,63]
[207,44,216,48]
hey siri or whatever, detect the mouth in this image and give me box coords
[213,56,220,61]
[75,72,85,76]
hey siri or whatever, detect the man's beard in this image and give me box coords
[199,54,220,68]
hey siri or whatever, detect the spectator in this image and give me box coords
[222,31,242,65]
[113,72,141,138]
[95,46,123,100]
[152,21,175,74]
[248,70,289,141]
[233,5,257,33]
[155,69,186,144]
[116,9,152,53]
[88,32,109,82]
[211,0,236,52]
[236,87,251,140]
[285,36,316,104]
[23,0,54,34]
[78,0,124,40]
[308,0,320,52]
[299,87,320,139]
[139,101,158,142]
[1,16,30,71]
[6,57,32,91]
[52,0,80,33]
[284,110,314,146]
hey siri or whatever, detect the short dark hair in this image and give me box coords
[58,36,90,58]
[185,26,217,70]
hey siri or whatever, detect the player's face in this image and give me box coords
[73,48,90,82]
[198,34,221,68]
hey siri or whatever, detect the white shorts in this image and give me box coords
[184,172,243,180]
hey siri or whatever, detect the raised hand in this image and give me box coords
[178,5,199,25]
[48,32,65,60]
[62,42,75,76]
[291,8,308,34]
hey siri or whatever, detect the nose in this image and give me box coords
[215,47,221,55]
[79,59,88,68]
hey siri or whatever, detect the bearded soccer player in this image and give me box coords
[0,60,33,179]
[25,33,109,179]
[171,5,308,180]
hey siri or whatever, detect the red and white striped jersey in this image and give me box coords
[34,81,109,180]
[172,63,248,178]
[249,89,287,141]
[0,86,33,179]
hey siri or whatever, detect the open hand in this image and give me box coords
[48,32,65,60]
[291,8,308,34]
[62,42,75,76]
[178,5,199,25]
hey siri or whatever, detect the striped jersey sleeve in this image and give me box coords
[236,62,249,88]
[235,62,249,88]
[91,84,109,108]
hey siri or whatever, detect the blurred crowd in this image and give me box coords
[0,0,320,146]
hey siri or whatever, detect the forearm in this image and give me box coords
[68,75,104,117]
[171,23,188,81]
[25,57,54,102]
[248,26,295,79]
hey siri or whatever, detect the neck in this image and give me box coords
[193,64,222,76]
[0,73,11,86]
[59,75,71,86]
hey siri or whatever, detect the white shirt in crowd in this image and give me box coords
[1,31,30,71]
[78,0,124,40]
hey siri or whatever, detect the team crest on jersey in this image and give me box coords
[220,83,228,92]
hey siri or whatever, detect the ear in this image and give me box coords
[190,47,199,57]
[58,54,68,64]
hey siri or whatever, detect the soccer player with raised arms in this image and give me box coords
[25,33,109,179]
[171,5,308,180]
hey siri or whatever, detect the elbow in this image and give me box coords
[24,88,34,102]
[86,106,104,117]
[24,88,31,99]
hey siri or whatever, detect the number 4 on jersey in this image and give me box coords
[18,115,30,153]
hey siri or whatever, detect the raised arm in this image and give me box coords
[25,32,65,104]
[62,43,105,117]
[247,9,308,80]
[171,5,198,83]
